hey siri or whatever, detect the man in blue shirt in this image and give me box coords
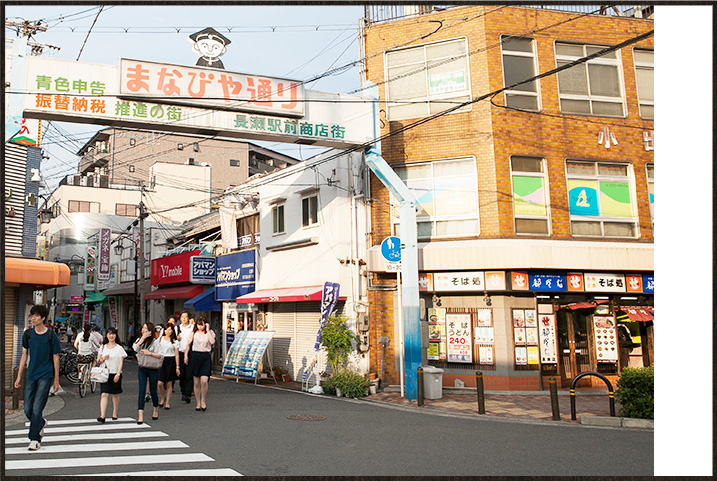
[14,305,62,451]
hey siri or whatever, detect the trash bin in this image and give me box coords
[422,365,444,399]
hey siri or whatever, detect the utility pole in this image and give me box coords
[138,201,148,325]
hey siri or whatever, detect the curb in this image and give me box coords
[5,395,65,427]
[581,415,653,429]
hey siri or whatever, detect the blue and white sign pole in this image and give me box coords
[364,81,421,400]
[381,236,405,396]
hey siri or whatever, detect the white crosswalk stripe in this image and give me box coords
[6,417,242,476]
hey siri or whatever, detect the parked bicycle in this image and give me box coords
[60,348,79,382]
[77,359,97,398]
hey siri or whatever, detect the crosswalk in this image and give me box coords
[5,417,242,476]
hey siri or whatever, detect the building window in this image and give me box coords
[302,195,318,227]
[393,157,479,239]
[646,163,654,225]
[116,203,137,217]
[633,48,654,120]
[68,200,92,213]
[272,204,285,235]
[385,37,471,121]
[230,159,240,167]
[510,156,550,235]
[555,42,626,117]
[566,160,638,238]
[501,36,540,111]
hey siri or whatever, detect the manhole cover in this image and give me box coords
[286,414,326,421]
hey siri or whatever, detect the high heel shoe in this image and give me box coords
[201,406,206,411]
[97,417,105,423]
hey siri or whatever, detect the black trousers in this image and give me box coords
[178,350,192,397]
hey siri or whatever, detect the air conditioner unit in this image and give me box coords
[79,176,88,186]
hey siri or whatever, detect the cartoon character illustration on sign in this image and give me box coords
[188,27,231,69]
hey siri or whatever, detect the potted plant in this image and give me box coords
[331,368,370,399]
[273,365,290,382]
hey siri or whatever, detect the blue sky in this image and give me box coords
[5,4,366,188]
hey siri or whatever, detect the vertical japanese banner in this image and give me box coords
[85,246,96,290]
[305,282,340,380]
[94,304,102,328]
[108,296,118,328]
[446,313,472,363]
[98,227,111,280]
[83,306,90,323]
[538,314,558,364]
[427,307,447,360]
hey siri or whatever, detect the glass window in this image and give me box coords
[646,163,654,225]
[272,204,285,235]
[230,159,240,167]
[566,159,638,238]
[68,200,91,213]
[115,203,137,217]
[385,38,471,121]
[510,155,550,235]
[501,36,540,111]
[633,48,654,120]
[392,157,479,239]
[302,195,318,227]
[556,42,626,117]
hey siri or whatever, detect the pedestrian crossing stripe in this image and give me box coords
[72,468,243,476]
[24,417,135,426]
[6,452,214,470]
[5,430,168,445]
[6,422,150,436]
[5,439,187,455]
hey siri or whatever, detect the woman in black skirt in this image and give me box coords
[184,316,215,411]
[96,328,127,422]
[157,322,180,409]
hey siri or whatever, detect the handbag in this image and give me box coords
[90,362,109,383]
[137,351,163,369]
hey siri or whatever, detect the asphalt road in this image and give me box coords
[6,357,653,476]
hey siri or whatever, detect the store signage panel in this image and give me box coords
[446,313,472,363]
[594,316,618,363]
[566,273,584,291]
[223,330,275,379]
[119,58,306,117]
[625,274,643,293]
[98,228,111,280]
[538,314,558,364]
[215,250,256,301]
[510,272,529,291]
[150,249,200,286]
[642,275,654,293]
[485,271,506,291]
[528,273,566,292]
[190,256,216,284]
[23,56,373,148]
[584,273,626,292]
[85,246,96,290]
[434,272,485,292]
[418,273,433,292]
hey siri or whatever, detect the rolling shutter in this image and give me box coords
[4,288,17,389]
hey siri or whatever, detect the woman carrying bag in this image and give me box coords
[157,322,180,409]
[96,327,127,423]
[185,316,215,411]
[133,322,163,424]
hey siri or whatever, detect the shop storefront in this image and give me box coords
[419,270,654,391]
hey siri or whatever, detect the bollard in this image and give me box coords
[549,377,560,420]
[608,390,616,417]
[417,366,424,407]
[570,388,577,420]
[475,371,485,414]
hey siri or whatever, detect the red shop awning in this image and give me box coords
[144,284,204,300]
[236,286,346,304]
[560,299,610,310]
[619,307,654,322]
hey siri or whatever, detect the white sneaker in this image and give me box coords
[28,440,41,451]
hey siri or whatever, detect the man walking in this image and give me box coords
[14,305,62,451]
[177,311,194,403]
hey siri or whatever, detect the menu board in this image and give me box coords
[446,313,472,363]
[513,308,540,366]
[427,308,446,360]
[537,313,558,364]
[593,316,618,363]
[223,330,275,379]
[474,308,494,365]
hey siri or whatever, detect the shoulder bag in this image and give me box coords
[137,341,163,369]
[90,351,110,383]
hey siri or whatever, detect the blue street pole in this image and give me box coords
[363,81,421,400]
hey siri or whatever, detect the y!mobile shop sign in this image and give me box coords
[21,57,374,148]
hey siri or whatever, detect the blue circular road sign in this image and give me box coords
[380,236,401,262]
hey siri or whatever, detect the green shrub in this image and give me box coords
[320,315,358,373]
[615,366,654,419]
[331,368,370,398]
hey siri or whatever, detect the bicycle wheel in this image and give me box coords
[65,357,79,382]
[78,367,87,398]
[91,379,97,393]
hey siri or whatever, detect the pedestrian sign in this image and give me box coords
[381,236,402,263]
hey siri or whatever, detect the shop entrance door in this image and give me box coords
[557,310,592,388]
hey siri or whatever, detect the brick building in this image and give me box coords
[362,5,654,390]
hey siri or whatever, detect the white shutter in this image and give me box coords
[295,302,322,380]
[270,303,294,376]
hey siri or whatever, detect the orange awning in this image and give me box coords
[5,257,71,288]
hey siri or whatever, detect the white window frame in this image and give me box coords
[391,156,480,240]
[500,35,541,111]
[509,155,551,235]
[565,159,639,238]
[384,37,472,121]
[646,163,654,227]
[555,41,627,117]
[301,194,319,228]
[633,47,654,120]
[271,204,285,235]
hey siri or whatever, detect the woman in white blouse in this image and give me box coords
[184,316,215,411]
[157,322,180,409]
[96,327,127,423]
